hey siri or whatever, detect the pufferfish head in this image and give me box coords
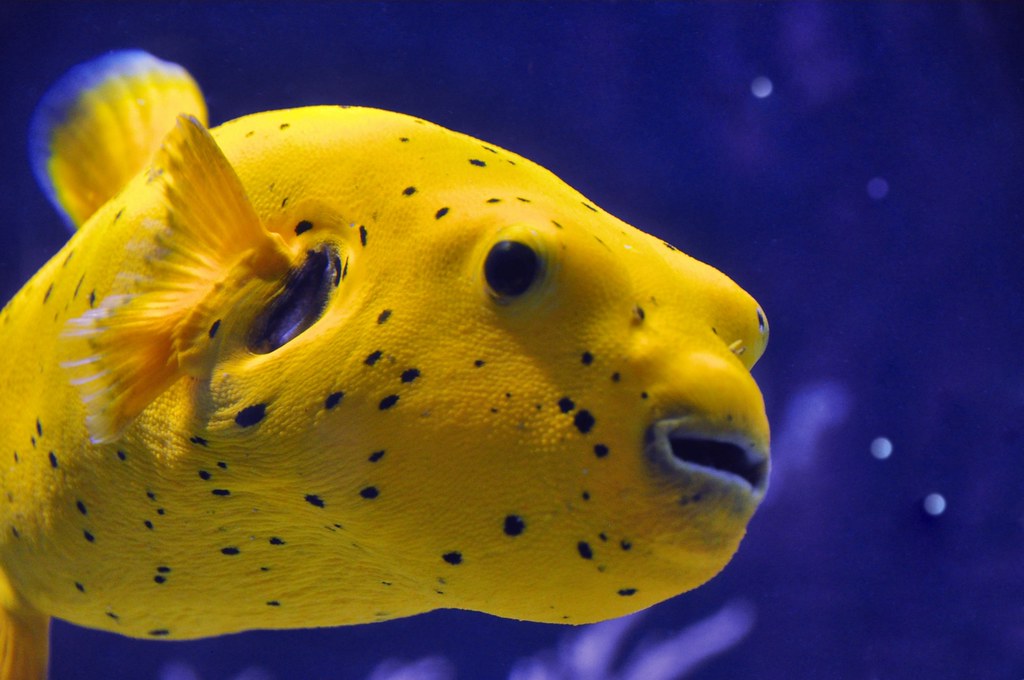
[210,107,770,624]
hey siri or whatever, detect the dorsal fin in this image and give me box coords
[63,115,291,444]
[29,50,207,230]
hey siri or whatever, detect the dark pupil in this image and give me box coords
[484,241,539,297]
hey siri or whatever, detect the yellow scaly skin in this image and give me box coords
[0,83,768,672]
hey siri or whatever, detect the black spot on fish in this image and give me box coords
[474,359,485,368]
[486,197,501,204]
[360,486,379,499]
[325,391,344,409]
[267,600,280,607]
[558,398,575,413]
[190,436,208,447]
[305,494,325,508]
[365,350,383,366]
[377,309,392,324]
[154,575,166,584]
[577,541,593,559]
[217,461,228,469]
[469,159,486,167]
[611,372,621,383]
[208,320,220,338]
[221,547,240,556]
[399,137,409,142]
[88,290,96,308]
[211,489,231,497]
[83,530,95,543]
[435,207,449,219]
[618,588,637,596]
[148,630,169,637]
[75,582,85,593]
[146,490,157,501]
[442,551,463,565]
[581,352,594,365]
[235,404,266,427]
[403,186,417,196]
[359,225,368,247]
[295,220,313,235]
[504,515,526,536]
[269,537,285,545]
[582,202,597,212]
[281,197,289,208]
[641,392,649,400]
[144,520,154,530]
[551,220,563,229]
[279,123,290,130]
[516,197,531,203]
[76,500,87,515]
[379,395,399,410]
[43,284,53,303]
[581,491,591,501]
[36,419,42,437]
[594,444,609,458]
[368,450,385,462]
[620,540,632,551]
[574,411,595,434]
[634,305,646,322]
[157,566,171,573]
[73,275,84,299]
[400,368,420,383]
[48,452,58,468]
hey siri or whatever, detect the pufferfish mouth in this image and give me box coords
[645,417,769,499]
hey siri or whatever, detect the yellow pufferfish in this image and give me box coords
[0,50,770,679]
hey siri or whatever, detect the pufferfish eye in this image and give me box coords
[484,240,541,299]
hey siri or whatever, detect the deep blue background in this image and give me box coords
[2,3,1023,679]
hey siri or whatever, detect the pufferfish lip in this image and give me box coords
[645,417,769,499]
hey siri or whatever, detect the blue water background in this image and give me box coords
[1,3,1022,679]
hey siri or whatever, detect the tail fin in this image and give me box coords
[0,606,48,680]
[0,570,48,680]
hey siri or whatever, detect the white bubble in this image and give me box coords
[923,493,946,516]
[751,76,773,99]
[869,437,892,460]
[867,176,889,200]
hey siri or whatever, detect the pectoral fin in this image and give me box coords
[63,115,291,444]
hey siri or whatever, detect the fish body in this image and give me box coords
[0,52,769,678]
